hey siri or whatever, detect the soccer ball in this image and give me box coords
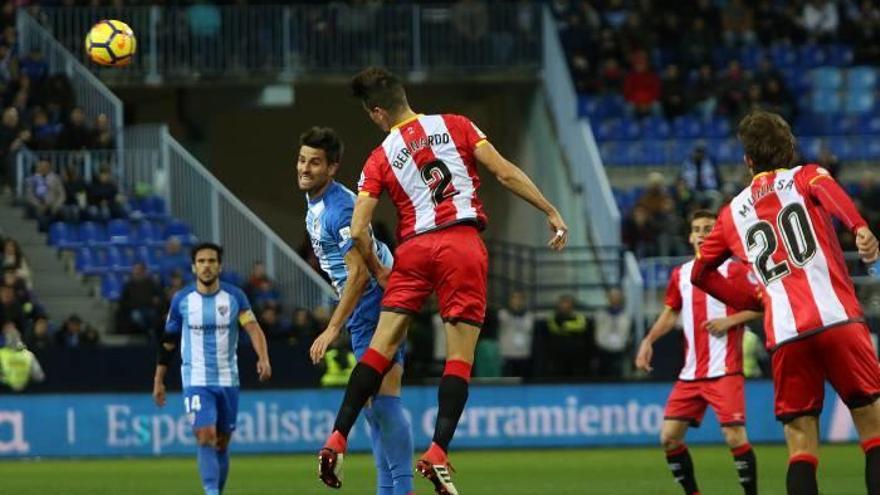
[85,19,136,67]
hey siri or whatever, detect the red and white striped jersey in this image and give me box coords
[358,113,489,242]
[697,165,865,349]
[666,259,751,380]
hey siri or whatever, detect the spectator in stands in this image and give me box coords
[24,317,51,350]
[86,165,126,221]
[497,290,534,378]
[691,64,718,119]
[847,1,880,64]
[718,60,749,117]
[291,307,319,341]
[660,64,688,119]
[0,325,45,392]
[159,238,190,275]
[801,0,839,43]
[58,107,93,150]
[30,107,62,150]
[680,144,723,208]
[60,164,87,223]
[594,288,632,378]
[599,57,625,94]
[636,172,671,218]
[259,305,293,342]
[451,0,490,62]
[722,0,757,46]
[245,261,280,309]
[3,267,29,305]
[2,239,31,289]
[0,107,30,188]
[679,18,714,70]
[818,141,842,179]
[0,285,26,332]
[761,76,796,122]
[25,159,65,231]
[92,113,114,150]
[545,294,591,377]
[622,204,656,257]
[118,262,161,336]
[622,51,661,118]
[55,314,99,347]
[19,48,47,85]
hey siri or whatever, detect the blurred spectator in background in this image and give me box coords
[680,18,714,70]
[291,307,319,341]
[55,314,99,347]
[622,204,656,257]
[2,239,32,289]
[24,317,51,350]
[594,288,632,378]
[722,0,757,46]
[87,165,126,221]
[637,172,672,218]
[691,64,718,119]
[25,159,64,231]
[30,107,61,150]
[60,164,87,223]
[545,295,591,377]
[118,262,161,336]
[19,48,47,85]
[258,305,293,342]
[92,113,114,150]
[452,0,490,60]
[680,144,723,210]
[660,64,688,119]
[0,325,44,392]
[801,0,839,43]
[0,107,30,188]
[58,107,93,150]
[497,290,534,378]
[0,285,26,334]
[159,238,190,276]
[244,261,280,310]
[623,51,661,118]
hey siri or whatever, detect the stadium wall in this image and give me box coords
[0,382,856,458]
[119,81,554,248]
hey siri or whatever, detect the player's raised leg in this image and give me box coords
[722,426,757,495]
[371,363,414,495]
[660,420,700,495]
[319,311,410,489]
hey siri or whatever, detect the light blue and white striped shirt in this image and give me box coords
[165,282,252,387]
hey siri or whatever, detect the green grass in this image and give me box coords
[0,444,866,494]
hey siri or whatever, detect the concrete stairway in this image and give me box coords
[0,198,112,336]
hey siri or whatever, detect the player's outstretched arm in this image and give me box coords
[243,318,271,382]
[635,306,679,373]
[703,310,762,337]
[350,193,388,280]
[474,142,568,250]
[310,249,372,364]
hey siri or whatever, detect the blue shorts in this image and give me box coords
[183,386,240,433]
[348,288,405,364]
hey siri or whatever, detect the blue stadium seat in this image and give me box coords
[136,221,164,247]
[48,222,67,247]
[640,117,671,139]
[667,139,693,163]
[830,115,858,135]
[621,118,641,140]
[642,140,666,164]
[599,142,621,165]
[859,114,880,134]
[135,245,159,271]
[716,138,741,163]
[739,46,765,71]
[800,45,829,68]
[705,117,732,138]
[770,43,798,69]
[672,116,702,139]
[107,219,132,246]
[144,196,168,220]
[578,95,598,118]
[80,222,109,247]
[848,66,877,90]
[596,119,624,141]
[811,90,842,113]
[77,246,109,276]
[827,136,854,161]
[101,274,122,301]
[164,220,190,240]
[812,67,843,90]
[866,139,880,160]
[844,89,875,114]
[799,137,822,161]
[828,44,854,67]
[107,246,134,273]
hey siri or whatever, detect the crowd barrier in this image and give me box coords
[0,382,856,458]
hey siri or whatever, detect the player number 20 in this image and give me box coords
[184,395,202,413]
[746,203,818,285]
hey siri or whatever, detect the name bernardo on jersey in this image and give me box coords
[390,132,452,170]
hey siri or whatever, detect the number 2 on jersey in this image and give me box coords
[420,160,458,205]
[746,203,818,284]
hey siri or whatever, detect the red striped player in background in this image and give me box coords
[636,209,761,495]
[691,109,880,495]
[318,66,569,495]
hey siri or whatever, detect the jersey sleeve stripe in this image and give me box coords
[809,174,832,185]
[475,139,489,148]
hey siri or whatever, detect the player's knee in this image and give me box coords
[722,426,748,448]
[660,432,684,451]
[215,433,231,452]
[195,428,217,446]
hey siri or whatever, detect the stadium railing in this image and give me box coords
[15,126,336,312]
[17,10,123,150]
[38,3,541,84]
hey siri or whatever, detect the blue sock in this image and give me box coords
[197,444,220,495]
[372,395,415,495]
[364,407,394,495]
[217,448,229,493]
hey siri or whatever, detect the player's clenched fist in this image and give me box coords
[856,227,879,263]
[547,210,568,251]
[257,359,272,382]
[152,382,166,407]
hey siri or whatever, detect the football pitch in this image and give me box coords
[0,444,866,494]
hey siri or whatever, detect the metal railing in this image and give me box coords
[17,10,123,146]
[487,240,623,311]
[38,3,541,84]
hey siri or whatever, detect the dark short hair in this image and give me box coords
[737,109,796,173]
[191,242,223,264]
[351,67,408,112]
[689,209,717,224]
[299,127,343,164]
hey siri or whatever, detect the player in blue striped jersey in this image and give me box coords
[153,242,271,495]
[298,127,413,495]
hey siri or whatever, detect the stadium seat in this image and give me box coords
[621,118,641,140]
[811,90,842,113]
[844,89,875,114]
[866,139,880,161]
[135,245,159,271]
[144,196,168,220]
[595,119,624,141]
[799,137,822,161]
[598,142,621,165]
[164,220,190,240]
[641,139,666,164]
[136,221,164,247]
[107,246,134,273]
[48,222,67,247]
[101,273,122,301]
[859,114,880,134]
[640,117,671,139]
[705,117,732,139]
[716,138,740,163]
[827,136,854,161]
[830,115,859,135]
[77,247,109,276]
[107,219,133,246]
[828,44,854,67]
[672,116,702,139]
[739,45,765,71]
[812,67,843,90]
[848,66,877,90]
[770,43,798,69]
[80,222,109,247]
[800,45,829,68]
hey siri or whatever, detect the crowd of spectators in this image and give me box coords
[555,0,880,122]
